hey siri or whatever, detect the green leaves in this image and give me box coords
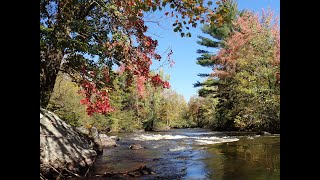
[41,0,232,118]
[152,5,157,12]
[193,0,280,133]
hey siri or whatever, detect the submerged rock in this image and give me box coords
[128,165,155,177]
[98,165,155,178]
[40,108,97,179]
[129,144,143,150]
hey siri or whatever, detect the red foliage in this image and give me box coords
[79,79,114,116]
[137,75,146,97]
[151,74,170,89]
[213,10,280,78]
[76,0,221,116]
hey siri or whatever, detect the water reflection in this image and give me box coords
[204,136,280,180]
[89,129,279,180]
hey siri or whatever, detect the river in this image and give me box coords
[86,128,280,179]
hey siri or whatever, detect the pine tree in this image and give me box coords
[194,0,242,130]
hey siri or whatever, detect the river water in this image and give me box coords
[88,128,280,179]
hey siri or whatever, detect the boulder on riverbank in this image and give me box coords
[40,108,98,179]
[99,134,118,147]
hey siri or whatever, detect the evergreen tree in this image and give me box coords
[194,0,241,130]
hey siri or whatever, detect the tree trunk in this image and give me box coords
[40,48,63,108]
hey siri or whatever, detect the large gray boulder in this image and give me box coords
[40,108,97,178]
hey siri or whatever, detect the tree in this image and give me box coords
[40,0,226,116]
[47,72,108,129]
[194,0,241,130]
[195,0,241,88]
[186,95,218,128]
[159,89,189,128]
[194,1,280,132]
[215,10,280,132]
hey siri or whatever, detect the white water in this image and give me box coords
[169,146,190,151]
[131,133,239,145]
[195,138,239,145]
[132,134,189,141]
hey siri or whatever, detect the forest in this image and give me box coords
[41,0,279,134]
[40,0,280,179]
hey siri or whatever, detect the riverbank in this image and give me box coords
[40,109,279,179]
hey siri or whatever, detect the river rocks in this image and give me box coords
[98,165,155,178]
[40,108,97,179]
[129,144,143,150]
[99,134,118,147]
[128,165,155,177]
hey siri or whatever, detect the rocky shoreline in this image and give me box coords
[40,108,118,179]
[40,108,277,179]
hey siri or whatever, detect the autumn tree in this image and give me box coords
[47,72,109,129]
[194,0,241,130]
[215,10,280,132]
[194,0,241,91]
[187,95,218,128]
[194,0,279,132]
[158,89,189,128]
[48,69,179,132]
[40,0,226,116]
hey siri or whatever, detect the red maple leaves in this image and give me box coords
[151,74,170,89]
[79,80,114,116]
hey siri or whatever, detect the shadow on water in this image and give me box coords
[204,136,280,180]
[85,129,280,179]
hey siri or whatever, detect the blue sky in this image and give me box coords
[147,0,280,102]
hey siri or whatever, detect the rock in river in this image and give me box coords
[99,133,118,147]
[129,144,143,150]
